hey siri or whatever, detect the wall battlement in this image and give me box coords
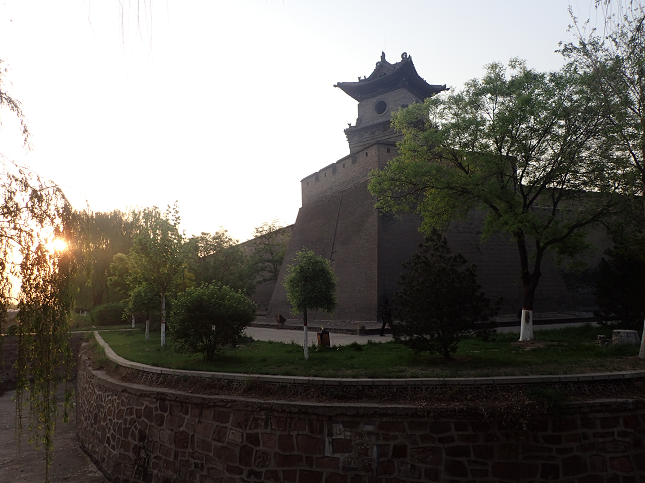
[300,142,398,206]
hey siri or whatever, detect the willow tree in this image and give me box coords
[1,60,76,482]
[369,60,630,341]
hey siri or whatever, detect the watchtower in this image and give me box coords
[337,52,446,153]
[267,53,448,322]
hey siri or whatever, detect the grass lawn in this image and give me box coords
[96,324,645,378]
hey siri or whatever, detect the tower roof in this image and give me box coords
[334,52,447,102]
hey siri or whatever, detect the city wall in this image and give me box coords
[76,351,645,483]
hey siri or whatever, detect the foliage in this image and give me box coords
[89,302,126,326]
[123,283,161,323]
[169,283,256,360]
[126,204,184,344]
[562,2,645,218]
[392,230,497,359]
[107,252,132,298]
[595,227,645,328]
[72,209,134,308]
[369,60,628,315]
[1,60,75,481]
[183,229,254,294]
[248,219,291,284]
[283,249,337,321]
[0,59,30,149]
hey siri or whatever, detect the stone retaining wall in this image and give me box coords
[76,357,645,483]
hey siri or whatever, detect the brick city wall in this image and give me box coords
[268,179,379,322]
[300,144,397,207]
[77,357,645,483]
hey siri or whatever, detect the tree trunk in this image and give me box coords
[131,314,135,329]
[303,308,309,360]
[145,319,150,341]
[516,232,542,341]
[161,291,166,347]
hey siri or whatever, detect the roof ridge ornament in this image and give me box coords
[401,52,408,61]
[381,51,386,62]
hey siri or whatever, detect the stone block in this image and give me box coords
[391,443,408,458]
[609,456,634,473]
[612,330,640,345]
[274,453,304,467]
[297,434,324,454]
[562,454,587,476]
[298,470,323,483]
[376,460,395,476]
[261,432,276,449]
[316,456,340,469]
[410,446,441,465]
[254,450,272,468]
[332,438,353,454]
[445,445,470,458]
[239,445,254,467]
[445,460,468,477]
[278,434,295,452]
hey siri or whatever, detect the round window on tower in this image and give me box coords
[374,100,387,115]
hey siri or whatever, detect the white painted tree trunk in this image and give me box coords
[639,319,645,360]
[131,314,135,329]
[145,319,150,341]
[519,309,534,341]
[161,293,166,347]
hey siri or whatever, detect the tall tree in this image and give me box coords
[184,229,254,293]
[248,219,291,285]
[369,60,629,340]
[73,209,134,308]
[283,249,337,359]
[1,59,75,481]
[563,0,645,357]
[127,204,184,347]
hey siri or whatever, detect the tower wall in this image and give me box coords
[300,144,397,207]
[268,179,379,322]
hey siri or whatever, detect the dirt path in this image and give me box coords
[0,384,108,483]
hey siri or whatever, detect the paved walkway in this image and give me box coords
[0,384,108,483]
[246,321,601,345]
[245,326,393,345]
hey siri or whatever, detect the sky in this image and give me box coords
[0,0,606,242]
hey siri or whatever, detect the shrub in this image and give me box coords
[595,248,645,329]
[169,283,256,360]
[89,302,126,326]
[392,230,497,359]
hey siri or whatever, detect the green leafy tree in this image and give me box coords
[283,249,336,359]
[392,230,497,359]
[369,60,628,341]
[124,283,160,340]
[127,204,184,347]
[107,252,132,298]
[248,219,291,284]
[562,0,645,357]
[73,209,134,308]
[184,229,254,294]
[595,224,645,328]
[169,283,256,361]
[1,59,75,481]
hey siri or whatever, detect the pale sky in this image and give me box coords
[0,1,602,241]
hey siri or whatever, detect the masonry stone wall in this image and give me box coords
[300,143,398,207]
[76,357,645,483]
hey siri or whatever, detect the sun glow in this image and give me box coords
[47,238,68,253]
